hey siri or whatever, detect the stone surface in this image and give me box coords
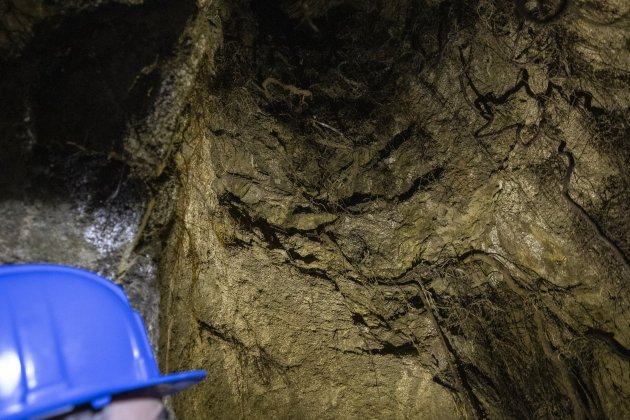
[161,1,630,418]
[0,0,218,351]
[2,0,629,419]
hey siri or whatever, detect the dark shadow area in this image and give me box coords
[0,0,196,200]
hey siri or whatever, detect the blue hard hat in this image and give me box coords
[0,264,206,420]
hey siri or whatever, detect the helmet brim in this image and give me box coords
[0,370,208,420]
[131,369,208,396]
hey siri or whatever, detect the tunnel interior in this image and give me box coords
[1,0,630,419]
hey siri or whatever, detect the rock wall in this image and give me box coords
[161,0,630,418]
[2,0,629,419]
[0,0,219,348]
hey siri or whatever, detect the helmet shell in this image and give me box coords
[0,264,206,420]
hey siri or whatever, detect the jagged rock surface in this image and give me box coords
[2,0,629,419]
[0,0,218,349]
[161,0,630,419]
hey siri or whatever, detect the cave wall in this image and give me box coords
[0,0,219,349]
[2,0,629,419]
[160,0,630,419]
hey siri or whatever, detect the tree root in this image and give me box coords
[558,141,630,275]
[416,279,486,419]
[464,252,588,419]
